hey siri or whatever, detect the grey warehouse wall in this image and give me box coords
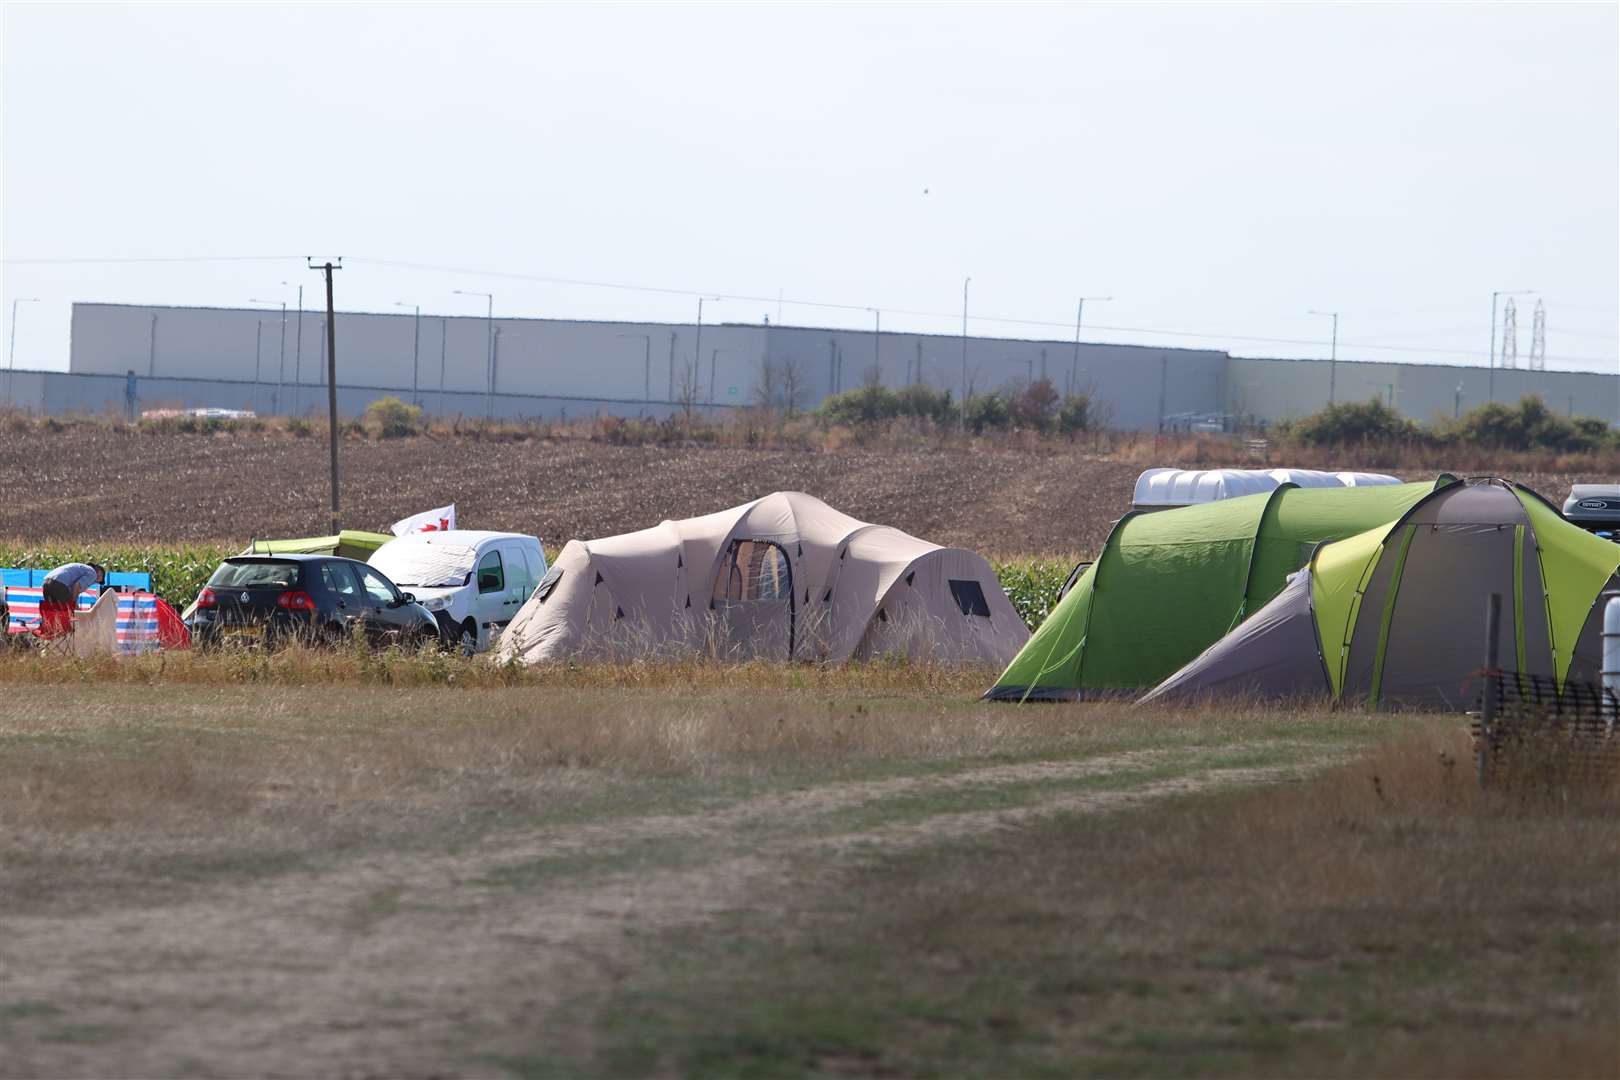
[34,302,1620,429]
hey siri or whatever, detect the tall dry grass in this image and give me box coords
[590,725,1619,1077]
[0,639,997,694]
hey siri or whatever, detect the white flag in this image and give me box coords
[391,503,456,537]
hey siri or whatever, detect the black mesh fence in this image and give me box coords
[1472,669,1620,788]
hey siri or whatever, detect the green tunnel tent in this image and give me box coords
[245,530,395,560]
[1139,480,1620,709]
[984,477,1456,702]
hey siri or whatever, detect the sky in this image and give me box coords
[3,1,1617,375]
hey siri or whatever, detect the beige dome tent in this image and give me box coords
[497,492,1030,665]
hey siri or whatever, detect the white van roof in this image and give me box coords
[384,530,538,548]
[370,531,542,588]
[1133,468,1401,508]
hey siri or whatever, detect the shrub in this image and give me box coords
[818,385,900,426]
[962,392,1010,434]
[1057,393,1091,434]
[1440,396,1615,453]
[1007,378,1059,432]
[893,383,954,423]
[1285,398,1426,446]
[363,396,423,439]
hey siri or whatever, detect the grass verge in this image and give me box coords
[552,729,1619,1079]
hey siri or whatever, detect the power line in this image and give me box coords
[2,255,304,265]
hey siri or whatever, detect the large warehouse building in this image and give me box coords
[2,301,1615,430]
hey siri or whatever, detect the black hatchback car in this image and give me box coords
[186,554,440,649]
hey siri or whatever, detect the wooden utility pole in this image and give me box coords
[310,257,343,534]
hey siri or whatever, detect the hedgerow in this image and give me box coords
[1,543,1077,632]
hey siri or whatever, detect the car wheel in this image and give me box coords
[458,621,478,657]
[320,622,347,649]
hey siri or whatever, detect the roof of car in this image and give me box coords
[382,530,539,547]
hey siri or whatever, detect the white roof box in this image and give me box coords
[1133,468,1401,510]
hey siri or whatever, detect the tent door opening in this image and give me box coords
[711,539,796,660]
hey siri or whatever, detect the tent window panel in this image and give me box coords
[534,566,563,603]
[716,540,792,604]
[950,579,991,618]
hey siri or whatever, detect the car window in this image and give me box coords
[521,550,547,592]
[501,546,529,597]
[357,567,399,604]
[321,562,361,599]
[208,560,301,588]
[477,551,504,594]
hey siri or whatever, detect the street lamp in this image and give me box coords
[960,277,971,431]
[282,281,304,414]
[694,296,723,400]
[867,308,881,384]
[395,302,422,406]
[1070,296,1113,397]
[709,347,734,405]
[453,289,494,418]
[438,318,449,417]
[251,297,289,414]
[252,319,276,415]
[619,333,653,404]
[6,297,40,406]
[1488,289,1535,403]
[1307,310,1339,405]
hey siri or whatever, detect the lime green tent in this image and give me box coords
[1141,481,1620,709]
[244,530,394,560]
[985,477,1456,702]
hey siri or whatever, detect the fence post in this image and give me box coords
[1478,592,1502,788]
[1602,592,1620,733]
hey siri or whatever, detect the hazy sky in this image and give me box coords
[3,1,1616,375]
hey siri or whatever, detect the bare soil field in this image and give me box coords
[0,425,1607,555]
[0,664,1613,1078]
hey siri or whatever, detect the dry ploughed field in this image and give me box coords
[0,424,1606,554]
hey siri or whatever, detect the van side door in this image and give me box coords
[473,548,508,644]
[497,542,532,621]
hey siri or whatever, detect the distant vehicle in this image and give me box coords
[1563,484,1620,542]
[369,530,548,653]
[140,407,258,420]
[185,554,438,650]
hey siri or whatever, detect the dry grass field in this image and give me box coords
[1,651,1615,1078]
[3,423,1616,1077]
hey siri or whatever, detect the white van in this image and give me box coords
[369,530,548,653]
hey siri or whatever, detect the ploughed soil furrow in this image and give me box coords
[0,427,1601,555]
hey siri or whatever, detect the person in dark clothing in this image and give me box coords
[39,562,104,639]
